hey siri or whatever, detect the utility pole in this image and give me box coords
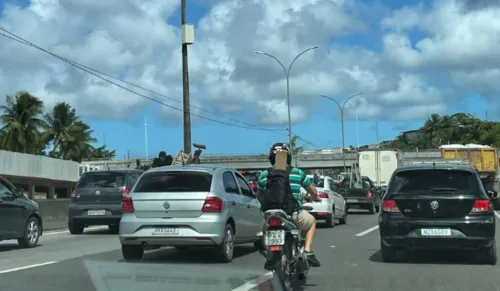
[181,0,194,154]
[144,116,148,160]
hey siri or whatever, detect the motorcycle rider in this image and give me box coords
[256,142,321,268]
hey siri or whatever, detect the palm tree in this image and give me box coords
[61,121,97,162]
[0,91,46,153]
[43,102,81,158]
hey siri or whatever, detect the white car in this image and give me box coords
[301,175,347,228]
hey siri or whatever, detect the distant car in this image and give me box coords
[302,175,347,227]
[119,164,264,262]
[0,176,42,248]
[240,171,260,191]
[379,162,497,264]
[68,169,144,234]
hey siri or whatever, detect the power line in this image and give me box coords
[0,27,321,148]
[0,28,285,134]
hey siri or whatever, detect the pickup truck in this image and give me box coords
[337,176,382,214]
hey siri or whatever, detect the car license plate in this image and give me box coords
[87,210,106,216]
[265,230,285,246]
[421,228,451,236]
[347,199,358,203]
[152,228,179,235]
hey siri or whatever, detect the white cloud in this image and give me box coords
[0,0,498,129]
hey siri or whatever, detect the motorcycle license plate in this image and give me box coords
[265,230,285,246]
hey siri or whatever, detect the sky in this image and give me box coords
[0,0,497,158]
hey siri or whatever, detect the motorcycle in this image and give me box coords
[259,205,314,290]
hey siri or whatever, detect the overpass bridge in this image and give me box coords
[0,150,79,199]
[82,150,444,170]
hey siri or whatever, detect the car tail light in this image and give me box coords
[202,196,223,213]
[318,192,328,199]
[71,189,76,200]
[381,200,400,213]
[121,187,134,213]
[268,216,282,227]
[470,199,490,213]
[366,191,372,198]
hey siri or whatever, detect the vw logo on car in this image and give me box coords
[95,190,100,195]
[430,200,439,210]
[163,201,170,210]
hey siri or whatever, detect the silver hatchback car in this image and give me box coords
[119,164,264,262]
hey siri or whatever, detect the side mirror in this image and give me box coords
[487,190,497,199]
[14,188,24,197]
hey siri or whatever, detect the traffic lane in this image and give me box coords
[303,218,500,291]
[0,223,345,291]
[0,244,278,291]
[0,227,120,272]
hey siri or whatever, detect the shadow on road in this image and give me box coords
[369,249,486,265]
[81,228,116,235]
[0,243,43,252]
[121,245,257,264]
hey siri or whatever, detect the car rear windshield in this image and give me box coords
[389,169,482,194]
[77,172,126,188]
[134,171,212,193]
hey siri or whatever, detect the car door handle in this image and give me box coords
[232,201,237,206]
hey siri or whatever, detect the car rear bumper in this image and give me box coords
[303,201,331,218]
[68,203,122,225]
[119,213,227,246]
[345,198,374,207]
[380,214,495,250]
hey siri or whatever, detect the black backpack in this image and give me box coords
[260,166,300,215]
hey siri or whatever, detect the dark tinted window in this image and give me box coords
[134,171,212,193]
[235,174,253,197]
[310,176,324,187]
[389,170,481,194]
[223,172,239,194]
[77,172,126,188]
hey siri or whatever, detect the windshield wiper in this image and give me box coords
[432,187,459,192]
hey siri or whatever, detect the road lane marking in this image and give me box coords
[0,261,58,274]
[330,245,336,248]
[495,211,500,219]
[232,271,274,291]
[44,226,108,236]
[355,225,379,237]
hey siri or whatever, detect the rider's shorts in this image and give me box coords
[293,210,316,231]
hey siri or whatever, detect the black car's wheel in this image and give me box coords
[214,223,234,263]
[339,205,347,225]
[325,208,335,228]
[108,224,119,233]
[480,241,497,265]
[68,219,84,235]
[122,245,144,261]
[380,240,398,262]
[18,217,41,248]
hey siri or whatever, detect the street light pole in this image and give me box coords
[254,46,319,149]
[319,92,363,172]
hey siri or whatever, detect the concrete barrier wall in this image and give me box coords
[0,150,80,182]
[37,199,70,231]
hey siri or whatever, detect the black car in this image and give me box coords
[68,169,143,234]
[0,176,42,248]
[379,162,497,264]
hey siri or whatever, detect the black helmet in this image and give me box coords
[268,142,292,165]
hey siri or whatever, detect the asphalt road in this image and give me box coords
[2,211,500,291]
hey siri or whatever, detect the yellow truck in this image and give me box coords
[439,145,498,178]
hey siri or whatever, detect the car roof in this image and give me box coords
[146,164,228,173]
[396,162,476,173]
